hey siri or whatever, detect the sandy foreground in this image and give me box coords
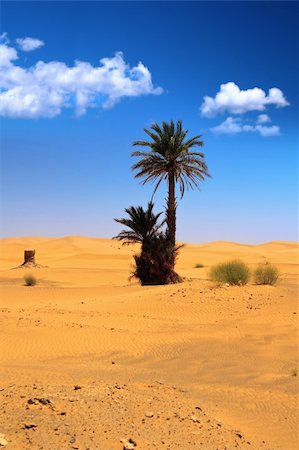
[0,236,298,450]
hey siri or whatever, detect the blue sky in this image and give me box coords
[0,1,298,243]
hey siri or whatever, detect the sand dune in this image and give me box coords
[0,237,298,449]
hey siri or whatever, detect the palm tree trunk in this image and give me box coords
[167,171,176,251]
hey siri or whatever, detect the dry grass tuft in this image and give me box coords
[254,263,279,286]
[24,274,37,286]
[210,260,250,285]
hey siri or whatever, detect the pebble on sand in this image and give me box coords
[0,434,8,447]
[23,423,37,430]
[121,437,137,449]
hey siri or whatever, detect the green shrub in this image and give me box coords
[209,260,250,285]
[254,263,279,286]
[24,274,37,286]
[194,263,204,268]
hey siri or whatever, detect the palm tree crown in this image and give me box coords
[131,120,210,247]
[113,202,163,248]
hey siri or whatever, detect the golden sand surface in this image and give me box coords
[0,237,298,449]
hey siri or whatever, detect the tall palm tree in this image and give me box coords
[113,202,163,253]
[131,120,210,252]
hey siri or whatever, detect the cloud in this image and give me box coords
[255,124,280,137]
[211,117,244,135]
[211,116,280,137]
[257,114,271,124]
[201,82,289,117]
[0,44,18,67]
[0,41,163,118]
[0,32,10,45]
[16,37,45,52]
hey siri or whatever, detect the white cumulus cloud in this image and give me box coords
[0,40,163,118]
[257,114,271,124]
[0,44,18,67]
[201,82,289,117]
[211,116,280,137]
[16,37,45,52]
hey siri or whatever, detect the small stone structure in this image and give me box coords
[23,250,36,265]
[13,250,47,269]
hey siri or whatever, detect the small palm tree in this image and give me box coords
[113,202,163,253]
[113,202,181,285]
[132,120,210,253]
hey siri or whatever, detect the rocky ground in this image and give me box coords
[0,381,270,450]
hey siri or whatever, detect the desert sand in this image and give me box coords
[0,236,298,450]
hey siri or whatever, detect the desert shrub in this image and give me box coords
[24,274,37,286]
[194,263,204,268]
[209,260,250,285]
[254,263,279,285]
